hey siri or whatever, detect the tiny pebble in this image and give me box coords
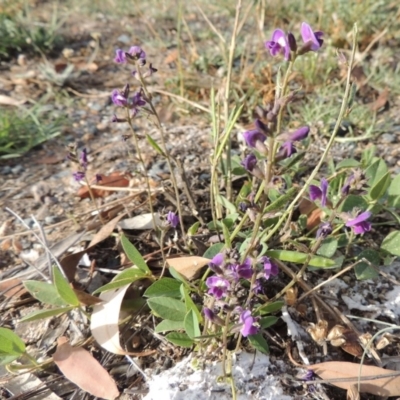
[44,216,57,225]
[2,166,12,174]
[117,34,131,44]
[381,133,395,143]
[11,165,24,175]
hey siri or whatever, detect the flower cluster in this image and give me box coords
[204,252,279,337]
[111,46,157,123]
[67,145,88,182]
[309,174,372,238]
[265,22,323,62]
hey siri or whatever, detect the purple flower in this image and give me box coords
[253,278,264,294]
[72,171,85,182]
[229,258,253,281]
[239,310,259,337]
[288,126,310,142]
[241,153,257,172]
[341,174,355,195]
[114,49,126,64]
[261,256,279,280]
[203,307,215,321]
[79,148,88,169]
[309,178,329,207]
[278,141,297,158]
[242,129,266,148]
[265,29,290,61]
[300,23,324,52]
[128,46,146,61]
[167,211,179,228]
[316,222,332,239]
[209,253,224,274]
[111,89,128,107]
[345,211,372,235]
[205,276,230,299]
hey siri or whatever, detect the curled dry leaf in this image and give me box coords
[90,284,131,355]
[77,172,130,199]
[53,336,119,399]
[118,213,163,230]
[308,361,400,396]
[166,256,211,280]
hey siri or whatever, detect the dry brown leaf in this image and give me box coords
[166,256,210,280]
[0,94,26,106]
[77,172,130,199]
[90,284,131,355]
[0,277,26,298]
[308,361,400,396]
[347,384,360,400]
[72,288,103,306]
[118,213,163,230]
[53,337,119,399]
[369,87,389,112]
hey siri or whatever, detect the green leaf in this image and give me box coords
[248,333,269,354]
[23,281,67,307]
[203,243,224,259]
[222,220,231,248]
[120,234,151,274]
[19,307,74,322]
[264,187,297,213]
[259,316,279,329]
[182,285,202,323]
[369,171,390,201]
[169,266,190,287]
[147,297,187,321]
[216,195,237,214]
[165,332,194,347]
[388,175,400,207]
[355,249,380,280]
[0,328,26,356]
[188,221,200,236]
[93,267,146,293]
[0,354,20,365]
[257,301,284,315]
[381,231,400,256]
[155,319,185,333]
[316,237,338,258]
[144,278,181,298]
[146,134,165,156]
[265,250,336,268]
[52,266,79,307]
[336,159,360,169]
[184,309,201,339]
[365,158,388,188]
[340,195,368,212]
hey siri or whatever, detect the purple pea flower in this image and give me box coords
[289,126,310,141]
[265,29,291,61]
[239,310,259,337]
[278,141,297,158]
[79,148,88,169]
[341,173,355,196]
[203,307,215,322]
[167,211,179,228]
[241,153,257,172]
[309,178,329,207]
[111,89,128,107]
[300,23,324,53]
[316,222,332,239]
[114,49,126,64]
[205,276,230,299]
[242,129,267,148]
[209,253,224,274]
[261,256,279,280]
[72,171,86,182]
[346,211,372,235]
[229,258,253,281]
[128,46,146,61]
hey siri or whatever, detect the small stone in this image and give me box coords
[11,165,24,175]
[381,133,395,143]
[2,166,12,174]
[44,216,58,225]
[117,34,131,44]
